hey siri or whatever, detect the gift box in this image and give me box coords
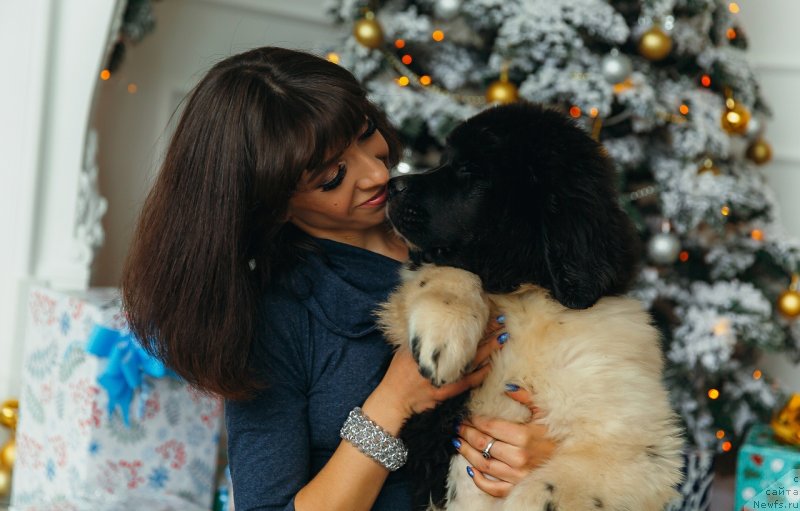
[11,287,223,510]
[734,423,800,510]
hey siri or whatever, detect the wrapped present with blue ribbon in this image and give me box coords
[86,324,176,426]
[14,287,222,511]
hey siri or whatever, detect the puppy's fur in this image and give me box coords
[378,103,684,511]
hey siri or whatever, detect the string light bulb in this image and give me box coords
[432,30,445,42]
[327,52,340,64]
[100,69,111,80]
[708,388,720,399]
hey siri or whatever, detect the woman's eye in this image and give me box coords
[320,163,347,191]
[358,118,377,141]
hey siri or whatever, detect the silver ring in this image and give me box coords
[481,438,496,459]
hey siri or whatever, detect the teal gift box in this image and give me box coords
[734,423,800,510]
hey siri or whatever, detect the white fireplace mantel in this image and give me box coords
[0,0,126,401]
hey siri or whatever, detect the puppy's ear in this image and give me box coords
[539,160,639,310]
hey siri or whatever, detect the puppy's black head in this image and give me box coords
[387,102,640,309]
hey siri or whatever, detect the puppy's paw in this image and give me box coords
[403,267,489,386]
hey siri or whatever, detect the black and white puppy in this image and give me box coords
[378,103,684,511]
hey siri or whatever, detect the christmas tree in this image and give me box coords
[327,0,800,467]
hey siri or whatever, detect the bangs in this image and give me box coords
[285,91,375,183]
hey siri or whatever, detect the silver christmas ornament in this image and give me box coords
[601,50,633,85]
[745,115,763,141]
[434,0,460,19]
[648,232,681,265]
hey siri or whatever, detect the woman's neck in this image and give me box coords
[296,222,409,262]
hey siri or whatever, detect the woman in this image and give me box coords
[122,47,555,511]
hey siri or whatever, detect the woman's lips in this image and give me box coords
[361,185,388,207]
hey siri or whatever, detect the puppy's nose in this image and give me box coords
[387,176,408,198]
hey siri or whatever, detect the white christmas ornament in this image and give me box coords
[602,49,632,84]
[745,115,763,140]
[649,222,681,265]
[434,0,460,19]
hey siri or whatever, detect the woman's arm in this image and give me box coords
[294,347,494,511]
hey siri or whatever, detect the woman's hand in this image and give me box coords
[365,316,507,435]
[454,388,557,497]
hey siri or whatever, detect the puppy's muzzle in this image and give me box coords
[387,176,408,198]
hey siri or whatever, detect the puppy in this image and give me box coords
[378,103,685,511]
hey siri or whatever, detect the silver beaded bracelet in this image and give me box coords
[339,406,408,471]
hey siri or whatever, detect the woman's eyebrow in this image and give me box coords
[316,150,346,171]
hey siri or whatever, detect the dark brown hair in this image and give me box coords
[121,47,402,399]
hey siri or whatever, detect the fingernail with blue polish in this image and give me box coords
[505,383,520,392]
[466,466,475,478]
[451,438,461,449]
[496,315,505,324]
[497,332,509,345]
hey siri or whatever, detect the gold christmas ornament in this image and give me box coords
[0,464,11,497]
[721,98,751,135]
[0,442,13,469]
[486,66,518,104]
[777,275,800,319]
[771,393,800,446]
[698,158,721,176]
[638,26,673,61]
[746,138,773,165]
[353,12,384,49]
[0,398,17,474]
[0,399,17,431]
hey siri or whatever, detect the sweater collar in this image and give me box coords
[283,237,402,339]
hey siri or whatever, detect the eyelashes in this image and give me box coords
[358,118,377,141]
[318,118,377,192]
[320,162,347,192]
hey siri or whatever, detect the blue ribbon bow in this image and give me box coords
[86,324,172,425]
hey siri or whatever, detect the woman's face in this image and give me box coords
[287,119,392,240]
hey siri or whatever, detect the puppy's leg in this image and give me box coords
[379,265,490,386]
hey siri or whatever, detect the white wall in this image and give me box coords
[739,0,800,392]
[91,0,343,286]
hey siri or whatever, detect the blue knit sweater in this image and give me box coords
[226,237,412,511]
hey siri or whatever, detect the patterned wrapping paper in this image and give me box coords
[734,423,800,511]
[11,287,222,511]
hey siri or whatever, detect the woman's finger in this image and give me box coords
[470,330,505,371]
[466,465,514,498]
[503,385,541,416]
[463,415,558,472]
[453,432,526,484]
[434,362,492,401]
